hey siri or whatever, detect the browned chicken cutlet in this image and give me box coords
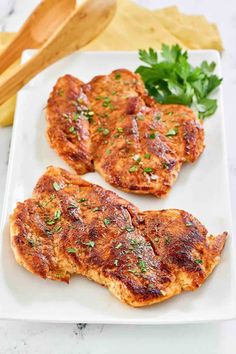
[10,167,227,307]
[46,69,204,198]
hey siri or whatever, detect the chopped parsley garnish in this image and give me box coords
[106,149,111,155]
[136,45,222,119]
[149,133,156,139]
[195,259,203,264]
[73,112,79,121]
[97,126,103,132]
[144,153,151,159]
[103,218,111,226]
[130,239,139,246]
[69,126,75,133]
[125,226,135,232]
[102,97,112,107]
[27,239,35,247]
[53,182,61,191]
[129,269,139,275]
[46,219,55,225]
[117,127,123,133]
[185,221,193,227]
[53,225,62,233]
[68,202,78,209]
[138,260,148,273]
[162,162,170,169]
[54,210,61,220]
[155,113,161,120]
[133,154,141,163]
[115,72,121,80]
[165,128,178,137]
[143,167,153,174]
[114,259,119,266]
[103,128,110,136]
[83,241,95,248]
[78,198,86,203]
[58,89,64,96]
[92,207,99,212]
[115,243,122,249]
[129,165,138,173]
[67,247,76,253]
[165,236,171,245]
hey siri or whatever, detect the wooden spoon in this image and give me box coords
[0,0,116,105]
[0,0,76,75]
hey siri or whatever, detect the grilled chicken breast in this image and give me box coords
[46,69,204,198]
[10,167,227,307]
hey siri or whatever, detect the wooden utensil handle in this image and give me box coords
[0,0,116,106]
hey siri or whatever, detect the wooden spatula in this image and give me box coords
[0,0,116,105]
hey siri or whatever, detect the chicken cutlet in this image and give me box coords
[46,69,204,198]
[10,167,227,307]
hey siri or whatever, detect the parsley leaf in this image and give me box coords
[136,45,222,119]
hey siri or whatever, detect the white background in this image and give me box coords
[0,0,236,353]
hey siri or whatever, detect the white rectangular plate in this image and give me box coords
[0,50,235,324]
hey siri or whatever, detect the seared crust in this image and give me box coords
[46,69,204,197]
[10,167,227,307]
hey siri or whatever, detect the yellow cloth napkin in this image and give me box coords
[0,0,223,127]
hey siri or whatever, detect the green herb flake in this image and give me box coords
[54,210,61,220]
[155,113,161,120]
[115,243,122,249]
[27,239,35,247]
[165,128,178,137]
[97,126,104,132]
[73,112,79,121]
[130,239,138,246]
[53,182,61,191]
[53,225,62,233]
[67,247,76,254]
[115,72,121,80]
[143,167,153,174]
[195,259,203,264]
[102,97,111,107]
[68,202,78,209]
[58,89,64,96]
[103,218,111,226]
[129,165,138,173]
[92,207,100,212]
[46,219,55,226]
[117,127,123,133]
[165,236,171,245]
[125,226,135,232]
[138,260,148,273]
[186,221,193,227]
[78,198,86,203]
[149,133,156,139]
[103,128,110,136]
[162,162,170,169]
[84,241,95,248]
[106,149,111,155]
[129,269,139,275]
[133,155,141,163]
[144,153,151,159]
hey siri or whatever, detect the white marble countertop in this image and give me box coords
[0,0,236,353]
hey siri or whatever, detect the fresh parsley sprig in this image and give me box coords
[135,45,222,119]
